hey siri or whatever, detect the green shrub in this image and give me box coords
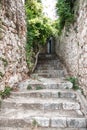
[67,77,79,90]
[56,0,76,35]
[2,58,8,67]
[58,92,61,98]
[0,72,4,77]
[0,86,12,99]
[0,57,8,67]
[36,86,43,90]
[0,100,2,108]
[27,85,32,90]
[32,119,39,128]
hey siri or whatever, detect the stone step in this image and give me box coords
[37,64,62,69]
[1,97,80,111]
[35,70,65,74]
[0,128,86,130]
[18,78,73,91]
[11,89,76,100]
[38,60,60,64]
[0,109,85,129]
[36,66,62,70]
[0,113,86,128]
[37,61,62,65]
[38,54,56,60]
[0,109,84,118]
[31,72,66,78]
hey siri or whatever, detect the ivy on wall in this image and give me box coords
[56,0,76,35]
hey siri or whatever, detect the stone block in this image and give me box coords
[51,117,66,127]
[67,118,87,128]
[63,102,80,110]
[43,103,62,110]
[32,117,50,127]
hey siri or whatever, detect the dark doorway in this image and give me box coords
[47,37,55,54]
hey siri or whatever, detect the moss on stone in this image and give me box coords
[0,57,8,67]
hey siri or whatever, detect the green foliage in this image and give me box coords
[27,85,43,90]
[66,87,69,89]
[58,92,61,98]
[0,57,8,67]
[56,0,76,35]
[0,72,4,78]
[67,77,79,90]
[2,58,8,67]
[0,100,2,108]
[32,119,39,127]
[25,0,42,19]
[26,46,35,71]
[25,0,57,71]
[27,85,32,90]
[27,17,55,46]
[36,86,43,90]
[0,86,12,99]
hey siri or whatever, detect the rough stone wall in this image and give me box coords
[0,0,28,90]
[55,0,87,97]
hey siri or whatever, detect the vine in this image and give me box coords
[25,0,57,72]
[56,0,76,35]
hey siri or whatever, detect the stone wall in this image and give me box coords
[0,0,28,90]
[55,0,87,97]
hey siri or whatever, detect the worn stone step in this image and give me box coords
[36,66,62,70]
[0,128,87,130]
[0,109,84,118]
[37,64,62,69]
[38,59,61,65]
[11,89,76,100]
[0,110,85,129]
[37,61,62,66]
[38,54,56,60]
[18,78,73,91]
[35,70,65,74]
[0,114,86,128]
[1,97,80,110]
[38,56,59,60]
[31,72,66,78]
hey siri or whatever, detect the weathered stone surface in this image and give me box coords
[11,90,76,99]
[51,117,66,127]
[67,118,87,128]
[55,0,87,97]
[32,117,50,127]
[63,102,80,110]
[0,127,87,130]
[0,128,87,130]
[0,0,28,90]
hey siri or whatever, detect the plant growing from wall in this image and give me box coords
[67,77,79,90]
[36,86,43,90]
[0,57,8,67]
[32,119,39,128]
[56,0,76,35]
[0,86,12,99]
[0,72,4,78]
[0,100,2,109]
[27,85,32,90]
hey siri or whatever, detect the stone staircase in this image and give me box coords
[0,54,87,130]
